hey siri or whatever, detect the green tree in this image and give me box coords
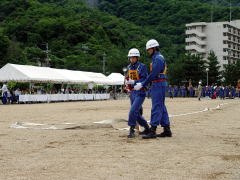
[222,61,240,86]
[0,34,10,67]
[206,50,221,85]
[22,47,46,65]
[168,54,206,86]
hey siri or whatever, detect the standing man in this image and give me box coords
[125,48,150,138]
[219,86,225,100]
[134,39,172,139]
[197,81,202,101]
[14,88,21,104]
[1,82,8,104]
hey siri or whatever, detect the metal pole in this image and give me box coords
[43,42,51,67]
[46,43,49,67]
[103,53,106,74]
[207,71,209,86]
[29,82,32,94]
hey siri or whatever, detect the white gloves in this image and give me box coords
[125,79,135,85]
[134,83,143,90]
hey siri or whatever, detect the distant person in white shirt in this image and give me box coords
[14,88,21,103]
[1,82,8,104]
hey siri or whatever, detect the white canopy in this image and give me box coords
[0,64,68,83]
[54,69,93,84]
[0,64,119,85]
[81,71,113,85]
[107,73,125,85]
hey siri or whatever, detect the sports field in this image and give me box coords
[0,98,240,180]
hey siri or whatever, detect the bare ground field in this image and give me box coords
[0,98,240,180]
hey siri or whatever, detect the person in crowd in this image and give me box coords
[1,82,8,104]
[14,88,21,103]
[208,86,213,98]
[125,48,149,138]
[231,87,236,99]
[225,86,230,98]
[174,85,178,97]
[7,89,13,104]
[168,85,173,99]
[197,81,202,101]
[219,86,225,100]
[180,86,186,97]
[189,85,194,97]
[205,86,210,98]
[134,39,172,139]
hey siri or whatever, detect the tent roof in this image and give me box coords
[0,64,121,85]
[81,71,113,85]
[0,64,68,83]
[54,69,93,84]
[107,73,125,85]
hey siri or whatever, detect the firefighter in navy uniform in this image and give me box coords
[125,48,150,138]
[134,39,172,139]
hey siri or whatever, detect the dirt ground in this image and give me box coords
[0,97,240,180]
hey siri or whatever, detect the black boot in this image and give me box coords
[156,126,172,137]
[139,124,150,135]
[127,126,135,138]
[142,126,157,139]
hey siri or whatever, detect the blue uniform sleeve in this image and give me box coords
[135,63,148,84]
[142,56,165,87]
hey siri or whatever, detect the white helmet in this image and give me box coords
[146,39,159,50]
[128,48,140,57]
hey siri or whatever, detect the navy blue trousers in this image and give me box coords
[128,90,148,127]
[150,83,170,127]
[2,92,8,104]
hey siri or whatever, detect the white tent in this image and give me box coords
[82,71,113,85]
[0,64,121,85]
[107,73,125,85]
[54,69,93,84]
[0,64,69,83]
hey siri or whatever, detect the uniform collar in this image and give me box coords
[130,61,139,67]
[152,51,161,58]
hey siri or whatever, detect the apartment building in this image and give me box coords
[185,20,240,69]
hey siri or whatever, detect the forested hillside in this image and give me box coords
[0,0,240,85]
[0,0,155,73]
[182,0,240,6]
[99,0,240,63]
